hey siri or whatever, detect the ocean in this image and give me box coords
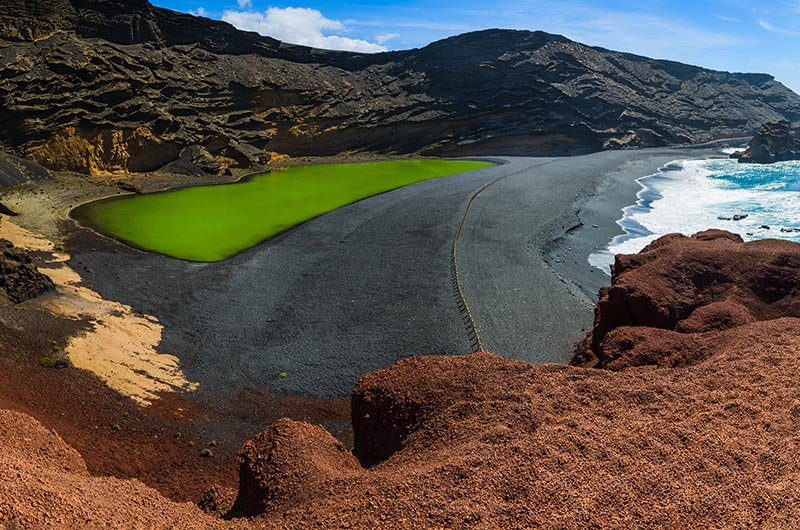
[589,154,800,275]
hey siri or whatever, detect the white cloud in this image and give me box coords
[190,7,209,17]
[758,19,800,36]
[518,10,742,66]
[375,32,399,44]
[237,0,252,7]
[221,7,388,53]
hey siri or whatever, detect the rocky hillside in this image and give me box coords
[1,0,800,176]
[5,230,800,528]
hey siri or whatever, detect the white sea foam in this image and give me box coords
[590,158,800,275]
[720,147,746,155]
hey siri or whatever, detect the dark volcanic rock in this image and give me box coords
[116,181,142,194]
[0,151,52,188]
[572,229,800,369]
[735,120,800,164]
[0,239,55,303]
[2,1,800,174]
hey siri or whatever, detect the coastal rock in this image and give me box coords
[0,239,55,303]
[572,229,800,368]
[116,181,142,194]
[0,201,19,216]
[2,1,800,174]
[735,120,800,164]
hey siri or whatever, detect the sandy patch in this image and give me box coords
[0,214,198,406]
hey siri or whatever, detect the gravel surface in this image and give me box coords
[71,149,721,402]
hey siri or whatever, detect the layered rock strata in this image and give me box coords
[2,0,800,175]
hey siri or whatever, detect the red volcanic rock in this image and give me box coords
[0,409,221,529]
[573,230,800,368]
[232,418,361,516]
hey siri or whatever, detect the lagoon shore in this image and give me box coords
[47,147,723,407]
[0,146,726,500]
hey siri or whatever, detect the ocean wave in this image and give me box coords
[590,158,800,275]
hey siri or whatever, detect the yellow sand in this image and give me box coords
[0,215,198,406]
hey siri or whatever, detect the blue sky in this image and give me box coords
[152,0,800,93]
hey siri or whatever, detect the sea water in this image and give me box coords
[589,157,800,274]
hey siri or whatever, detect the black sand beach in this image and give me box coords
[68,148,721,406]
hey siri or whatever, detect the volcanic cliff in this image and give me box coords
[2,0,800,175]
[4,230,800,528]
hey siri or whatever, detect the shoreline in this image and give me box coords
[545,147,727,298]
[5,148,730,403]
[68,158,502,264]
[0,146,742,503]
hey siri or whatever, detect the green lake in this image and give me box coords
[72,160,495,262]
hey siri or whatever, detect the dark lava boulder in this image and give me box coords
[0,239,55,303]
[735,120,800,164]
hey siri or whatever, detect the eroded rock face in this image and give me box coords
[0,238,55,303]
[2,1,799,175]
[572,229,800,369]
[25,127,180,175]
[735,120,800,164]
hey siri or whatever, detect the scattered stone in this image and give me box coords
[0,239,55,303]
[197,486,236,515]
[116,181,142,194]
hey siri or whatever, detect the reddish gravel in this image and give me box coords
[5,230,800,528]
[0,409,227,529]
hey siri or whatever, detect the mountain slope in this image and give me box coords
[1,0,799,175]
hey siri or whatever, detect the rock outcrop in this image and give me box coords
[0,238,55,303]
[734,120,800,164]
[231,418,360,517]
[2,0,799,175]
[572,229,800,369]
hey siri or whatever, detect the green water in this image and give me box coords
[72,160,495,262]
